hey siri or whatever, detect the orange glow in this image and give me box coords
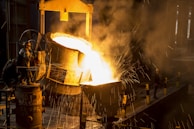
[50,33,92,53]
[51,33,118,85]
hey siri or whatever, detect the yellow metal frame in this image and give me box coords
[39,0,93,39]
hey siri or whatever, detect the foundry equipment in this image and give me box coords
[1,28,46,129]
[39,0,93,39]
[81,81,123,118]
[38,0,94,112]
[14,29,47,129]
[38,1,126,128]
[15,85,43,129]
[1,0,126,128]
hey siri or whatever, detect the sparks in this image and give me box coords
[51,32,118,85]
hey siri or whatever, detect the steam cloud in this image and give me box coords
[91,0,175,78]
[48,0,194,82]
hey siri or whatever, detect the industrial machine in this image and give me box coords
[1,0,126,128]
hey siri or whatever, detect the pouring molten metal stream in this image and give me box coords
[50,33,118,85]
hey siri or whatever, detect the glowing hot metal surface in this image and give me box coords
[51,33,118,85]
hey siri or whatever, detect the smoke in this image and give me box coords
[47,0,194,82]
[90,0,194,81]
[143,0,171,71]
[91,0,134,56]
[143,0,193,78]
[47,0,138,83]
[47,0,135,56]
[47,12,86,36]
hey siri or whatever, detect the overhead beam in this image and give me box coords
[39,0,93,40]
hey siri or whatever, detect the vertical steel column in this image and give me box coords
[86,11,92,40]
[39,0,45,34]
[164,77,168,96]
[79,86,86,129]
[146,83,150,104]
[40,11,45,34]
[0,88,14,129]
[5,91,10,129]
[6,0,10,60]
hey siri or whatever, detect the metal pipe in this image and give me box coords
[6,0,10,60]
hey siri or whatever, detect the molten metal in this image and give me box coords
[51,32,118,85]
